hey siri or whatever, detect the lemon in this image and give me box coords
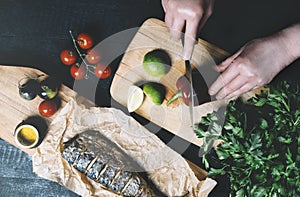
[127,85,144,112]
[143,49,171,77]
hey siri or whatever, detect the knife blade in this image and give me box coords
[181,35,195,130]
[184,59,195,129]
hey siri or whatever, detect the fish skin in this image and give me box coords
[61,130,161,197]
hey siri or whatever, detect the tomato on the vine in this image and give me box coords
[86,49,101,64]
[70,64,86,80]
[77,33,93,50]
[94,64,111,79]
[60,50,77,65]
[38,100,57,117]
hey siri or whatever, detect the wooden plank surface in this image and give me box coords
[0,65,94,156]
[110,18,258,148]
[0,139,79,196]
[0,65,207,182]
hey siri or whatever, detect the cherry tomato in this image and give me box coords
[70,64,86,80]
[77,33,93,50]
[86,49,101,64]
[60,50,77,66]
[94,64,111,79]
[38,100,57,117]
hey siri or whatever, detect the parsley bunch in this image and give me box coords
[195,81,300,196]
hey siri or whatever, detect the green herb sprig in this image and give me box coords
[195,81,300,196]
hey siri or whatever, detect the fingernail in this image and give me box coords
[183,50,191,60]
[183,53,190,60]
[224,96,231,100]
[208,89,215,95]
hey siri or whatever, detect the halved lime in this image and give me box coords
[127,85,144,112]
[143,49,171,77]
[142,82,166,105]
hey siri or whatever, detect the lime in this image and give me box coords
[143,49,171,77]
[127,85,144,112]
[142,82,166,105]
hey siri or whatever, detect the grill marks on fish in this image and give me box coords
[61,130,159,197]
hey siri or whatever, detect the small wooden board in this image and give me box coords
[0,65,94,156]
[110,18,256,147]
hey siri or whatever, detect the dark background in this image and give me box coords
[0,0,299,196]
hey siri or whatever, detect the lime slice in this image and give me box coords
[127,85,144,112]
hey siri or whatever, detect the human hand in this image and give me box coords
[162,0,214,59]
[209,36,293,100]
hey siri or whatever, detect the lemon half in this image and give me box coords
[127,85,144,112]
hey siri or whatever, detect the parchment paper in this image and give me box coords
[32,99,216,197]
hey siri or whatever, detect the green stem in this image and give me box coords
[18,74,45,88]
[293,116,300,126]
[166,89,182,106]
[69,30,93,72]
[281,97,290,112]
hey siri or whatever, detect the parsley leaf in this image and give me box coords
[196,81,300,196]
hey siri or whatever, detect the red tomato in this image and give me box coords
[70,64,86,80]
[60,50,77,66]
[94,64,111,79]
[77,33,93,50]
[86,49,101,64]
[38,100,57,117]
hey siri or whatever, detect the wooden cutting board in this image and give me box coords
[0,65,94,156]
[110,18,258,147]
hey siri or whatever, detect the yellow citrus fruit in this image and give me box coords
[127,85,144,112]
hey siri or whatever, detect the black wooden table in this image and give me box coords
[0,139,79,196]
[0,0,299,196]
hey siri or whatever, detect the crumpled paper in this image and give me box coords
[32,99,216,196]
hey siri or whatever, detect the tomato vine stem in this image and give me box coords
[18,74,45,88]
[69,30,95,79]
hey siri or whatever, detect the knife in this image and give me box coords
[181,35,195,130]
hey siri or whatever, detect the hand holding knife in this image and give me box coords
[166,34,210,129]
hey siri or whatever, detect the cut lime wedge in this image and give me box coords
[127,85,144,112]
